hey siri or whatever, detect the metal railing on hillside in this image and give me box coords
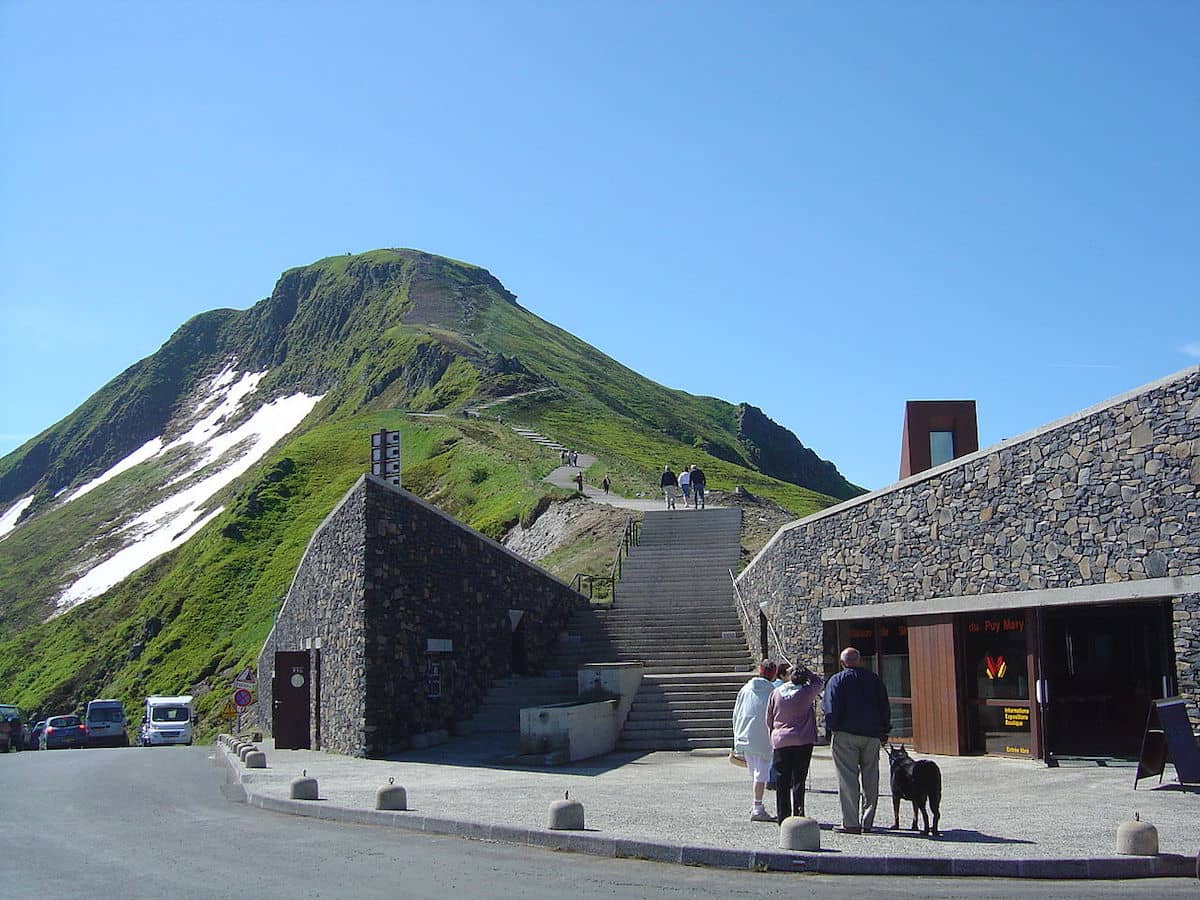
[730,569,792,667]
[571,516,639,605]
[611,516,640,588]
[571,573,614,601]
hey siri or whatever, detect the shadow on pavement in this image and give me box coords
[1148,783,1200,795]
[381,739,647,776]
[863,827,1035,846]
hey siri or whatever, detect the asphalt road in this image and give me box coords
[1,747,1194,899]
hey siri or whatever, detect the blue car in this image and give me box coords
[41,715,88,750]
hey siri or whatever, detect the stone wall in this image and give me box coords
[737,366,1200,727]
[257,481,368,754]
[260,475,582,757]
[360,477,582,757]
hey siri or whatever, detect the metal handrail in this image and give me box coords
[571,517,639,605]
[730,569,792,667]
[608,516,640,599]
[571,573,614,601]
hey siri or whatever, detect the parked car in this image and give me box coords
[0,704,23,752]
[41,715,88,750]
[25,721,46,750]
[139,695,195,746]
[85,699,129,747]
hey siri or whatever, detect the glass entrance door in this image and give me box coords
[960,611,1034,756]
[1041,600,1174,759]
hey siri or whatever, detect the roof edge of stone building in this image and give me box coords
[743,363,1200,580]
[362,473,578,592]
[261,474,371,655]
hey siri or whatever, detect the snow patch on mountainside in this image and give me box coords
[54,367,323,614]
[67,437,165,503]
[0,495,34,540]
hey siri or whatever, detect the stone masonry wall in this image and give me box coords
[737,367,1200,727]
[257,482,368,754]
[361,477,582,757]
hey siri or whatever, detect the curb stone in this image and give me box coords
[215,744,1194,879]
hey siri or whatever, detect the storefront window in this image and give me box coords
[827,618,912,740]
[961,611,1031,756]
[963,613,1029,701]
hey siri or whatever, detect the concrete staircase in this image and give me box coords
[548,507,753,751]
[463,675,577,737]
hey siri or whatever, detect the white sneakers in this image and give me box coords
[750,807,775,822]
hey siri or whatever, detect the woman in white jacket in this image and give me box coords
[732,659,778,822]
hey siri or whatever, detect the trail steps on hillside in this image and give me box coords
[547,507,753,751]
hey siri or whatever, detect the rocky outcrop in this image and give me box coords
[737,403,863,500]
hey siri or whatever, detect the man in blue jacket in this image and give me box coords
[822,647,890,833]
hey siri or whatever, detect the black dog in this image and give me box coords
[885,743,941,836]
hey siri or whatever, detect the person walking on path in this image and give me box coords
[660,465,678,509]
[601,474,611,494]
[823,647,890,834]
[766,664,824,823]
[677,466,691,506]
[689,465,706,509]
[573,471,584,492]
[732,659,779,822]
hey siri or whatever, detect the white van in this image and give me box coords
[85,699,129,747]
[138,695,195,746]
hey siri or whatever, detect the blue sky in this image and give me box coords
[1,2,1196,491]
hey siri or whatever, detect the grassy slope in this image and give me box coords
[0,411,569,730]
[468,299,837,516]
[0,249,851,731]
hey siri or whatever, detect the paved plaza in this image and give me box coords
[217,736,1198,879]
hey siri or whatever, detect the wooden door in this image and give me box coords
[273,650,311,750]
[908,615,963,755]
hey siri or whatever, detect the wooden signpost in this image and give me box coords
[1133,697,1200,788]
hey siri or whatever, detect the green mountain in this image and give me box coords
[0,249,861,730]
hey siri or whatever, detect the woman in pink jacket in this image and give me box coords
[765,664,824,822]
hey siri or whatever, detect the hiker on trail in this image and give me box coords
[766,663,824,823]
[601,474,611,494]
[660,465,678,509]
[678,466,691,505]
[574,471,584,492]
[560,449,567,464]
[690,465,706,509]
[733,659,778,822]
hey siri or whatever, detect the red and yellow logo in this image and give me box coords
[985,655,1008,679]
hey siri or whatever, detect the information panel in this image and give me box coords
[1135,697,1200,788]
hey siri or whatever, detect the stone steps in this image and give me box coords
[524,507,751,752]
[463,676,576,734]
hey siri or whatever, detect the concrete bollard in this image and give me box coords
[376,778,407,810]
[547,791,585,830]
[779,816,820,851]
[244,750,267,768]
[239,745,257,762]
[291,771,319,801]
[1116,814,1159,856]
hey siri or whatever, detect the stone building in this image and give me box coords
[736,366,1200,761]
[258,475,582,757]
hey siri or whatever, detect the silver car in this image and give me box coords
[85,699,129,747]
